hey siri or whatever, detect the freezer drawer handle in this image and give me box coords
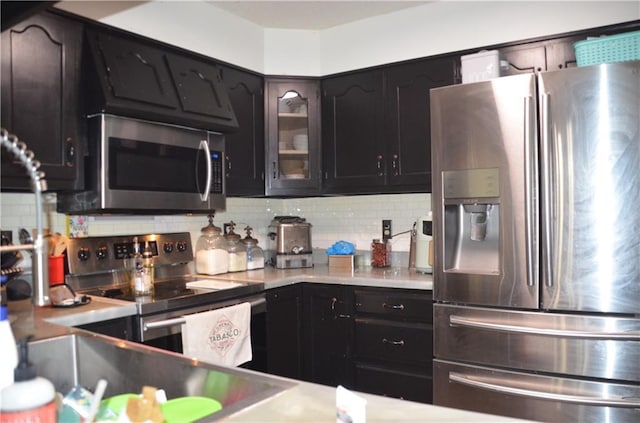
[382,338,405,346]
[449,315,640,340]
[449,372,640,407]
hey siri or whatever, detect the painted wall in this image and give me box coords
[55,1,639,75]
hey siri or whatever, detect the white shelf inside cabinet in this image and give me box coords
[278,113,308,119]
[279,149,309,156]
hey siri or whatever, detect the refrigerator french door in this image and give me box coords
[430,61,640,422]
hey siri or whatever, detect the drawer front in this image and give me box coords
[353,362,432,404]
[355,319,432,365]
[354,289,433,321]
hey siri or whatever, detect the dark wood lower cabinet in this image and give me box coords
[265,284,304,379]
[352,287,433,403]
[353,363,433,404]
[302,284,352,387]
[265,283,434,404]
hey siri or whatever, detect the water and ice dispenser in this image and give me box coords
[442,168,500,274]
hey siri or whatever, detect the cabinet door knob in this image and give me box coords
[226,155,232,177]
[376,154,384,176]
[272,161,278,179]
[382,338,405,346]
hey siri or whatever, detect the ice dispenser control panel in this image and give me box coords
[443,168,499,199]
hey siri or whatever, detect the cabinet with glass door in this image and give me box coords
[265,78,321,196]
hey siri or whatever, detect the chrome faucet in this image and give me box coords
[1,128,50,306]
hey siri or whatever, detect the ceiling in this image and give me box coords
[56,1,432,30]
[207,1,431,30]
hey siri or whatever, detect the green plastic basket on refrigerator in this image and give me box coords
[574,30,640,66]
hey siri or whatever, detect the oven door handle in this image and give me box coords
[143,297,266,331]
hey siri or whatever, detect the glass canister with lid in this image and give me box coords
[195,214,229,275]
[225,221,248,272]
[242,226,264,270]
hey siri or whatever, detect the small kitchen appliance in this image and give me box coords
[266,216,312,269]
[414,214,432,274]
[57,114,226,215]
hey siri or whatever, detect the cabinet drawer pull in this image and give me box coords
[382,302,404,310]
[382,338,405,346]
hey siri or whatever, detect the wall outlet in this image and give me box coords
[382,220,392,241]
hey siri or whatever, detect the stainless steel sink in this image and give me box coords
[29,332,294,420]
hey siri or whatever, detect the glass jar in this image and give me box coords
[131,236,153,296]
[225,221,247,272]
[242,226,264,270]
[371,238,391,268]
[195,215,229,275]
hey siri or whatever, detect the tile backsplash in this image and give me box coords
[1,192,431,268]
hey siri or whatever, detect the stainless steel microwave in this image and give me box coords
[57,114,226,214]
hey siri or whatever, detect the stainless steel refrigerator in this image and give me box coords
[430,61,640,422]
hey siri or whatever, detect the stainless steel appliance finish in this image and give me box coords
[65,232,265,343]
[57,114,226,215]
[430,61,640,422]
[29,333,292,420]
[266,216,313,268]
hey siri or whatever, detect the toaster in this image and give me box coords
[267,216,313,268]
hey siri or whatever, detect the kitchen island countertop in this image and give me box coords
[6,267,533,422]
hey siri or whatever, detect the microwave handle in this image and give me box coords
[199,140,212,202]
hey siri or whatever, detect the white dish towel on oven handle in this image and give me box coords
[181,302,252,367]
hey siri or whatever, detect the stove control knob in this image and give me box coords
[163,242,174,253]
[77,247,90,261]
[96,245,108,260]
[176,241,187,252]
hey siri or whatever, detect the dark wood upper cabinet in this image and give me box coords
[84,28,238,132]
[1,11,85,191]
[384,57,457,191]
[321,70,385,193]
[265,78,321,197]
[322,58,456,194]
[221,66,265,197]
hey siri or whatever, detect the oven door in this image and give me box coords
[137,293,267,371]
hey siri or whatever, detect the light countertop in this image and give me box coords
[6,266,531,422]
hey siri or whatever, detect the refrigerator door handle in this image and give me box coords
[524,95,537,287]
[540,92,554,288]
[449,315,640,340]
[449,372,640,407]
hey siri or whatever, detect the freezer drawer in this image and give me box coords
[434,359,640,423]
[434,304,640,382]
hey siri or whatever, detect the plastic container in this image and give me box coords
[0,275,18,390]
[225,222,247,273]
[574,30,640,66]
[0,337,56,422]
[195,215,229,275]
[461,50,503,83]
